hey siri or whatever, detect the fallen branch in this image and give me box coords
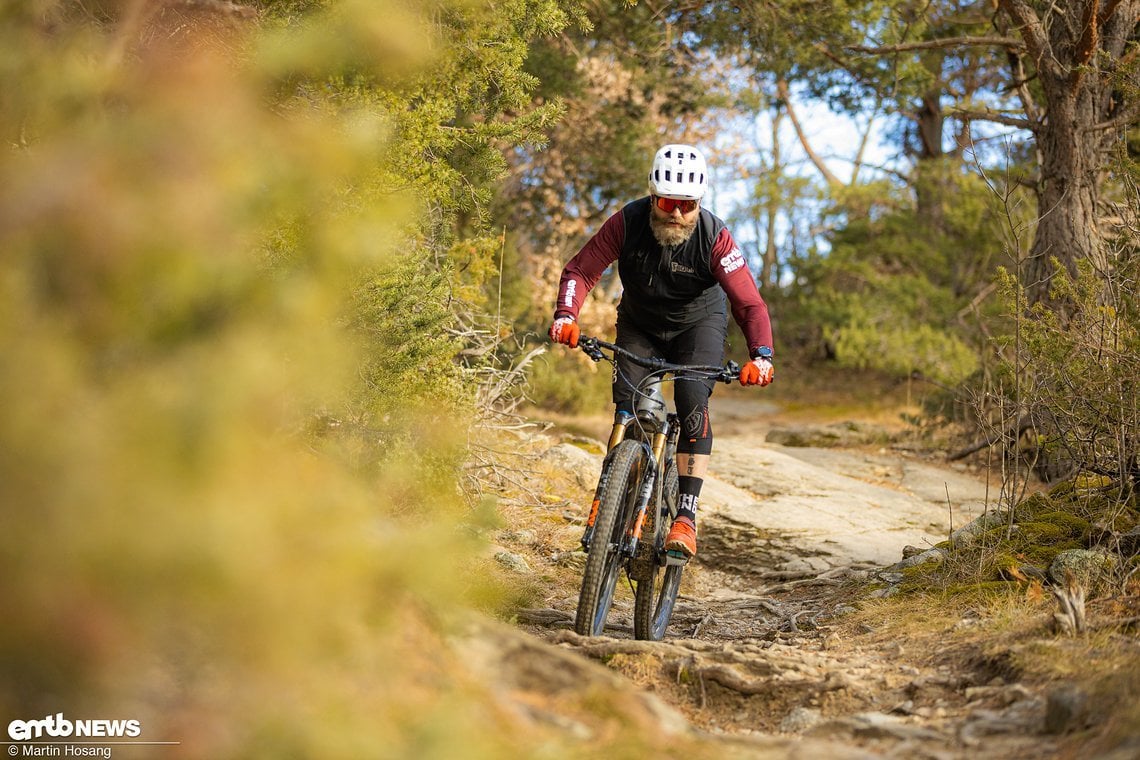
[698,663,772,695]
[948,415,1034,461]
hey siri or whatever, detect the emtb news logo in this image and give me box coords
[7,714,141,741]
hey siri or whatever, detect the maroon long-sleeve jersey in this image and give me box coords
[554,197,773,357]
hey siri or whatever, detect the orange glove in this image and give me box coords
[548,316,580,348]
[739,357,774,386]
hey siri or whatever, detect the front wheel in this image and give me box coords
[634,458,682,640]
[574,440,644,636]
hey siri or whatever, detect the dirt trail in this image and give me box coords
[501,394,1075,759]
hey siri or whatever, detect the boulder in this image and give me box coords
[1047,549,1117,588]
[542,443,602,490]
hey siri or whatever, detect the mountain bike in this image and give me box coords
[573,335,739,640]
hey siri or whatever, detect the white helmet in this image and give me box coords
[648,143,708,200]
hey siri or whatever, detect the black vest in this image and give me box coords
[616,197,728,334]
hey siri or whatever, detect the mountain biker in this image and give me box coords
[548,143,774,559]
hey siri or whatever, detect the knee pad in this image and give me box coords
[677,403,713,456]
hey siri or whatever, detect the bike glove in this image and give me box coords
[548,316,580,348]
[739,357,774,386]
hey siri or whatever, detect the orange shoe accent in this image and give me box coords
[665,516,697,558]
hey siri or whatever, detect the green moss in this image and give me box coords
[1045,479,1075,498]
[970,510,1090,581]
[979,525,1016,546]
[1031,475,1140,537]
[899,559,944,583]
[1035,511,1091,538]
[1017,522,1070,544]
[944,580,1024,597]
[1074,473,1115,490]
[990,540,1084,579]
[1015,491,1056,520]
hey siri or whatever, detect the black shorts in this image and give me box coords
[613,312,727,439]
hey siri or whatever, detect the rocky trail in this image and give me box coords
[475,393,1124,759]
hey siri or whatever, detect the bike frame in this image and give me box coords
[571,334,740,638]
[577,336,737,560]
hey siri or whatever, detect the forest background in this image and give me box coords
[0,0,1137,756]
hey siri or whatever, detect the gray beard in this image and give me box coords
[650,215,697,247]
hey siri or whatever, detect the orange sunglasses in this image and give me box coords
[654,196,699,214]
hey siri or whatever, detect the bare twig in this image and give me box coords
[1051,571,1088,635]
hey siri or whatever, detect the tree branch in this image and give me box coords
[849,102,879,185]
[845,36,1026,54]
[1072,0,1100,88]
[1089,102,1140,133]
[1005,51,1042,126]
[997,0,1063,82]
[776,78,841,187]
[949,107,1037,131]
[1098,0,1127,25]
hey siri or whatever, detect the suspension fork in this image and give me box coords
[649,422,684,560]
[622,440,658,558]
[606,410,634,452]
[612,429,666,556]
[581,439,659,556]
[581,412,635,551]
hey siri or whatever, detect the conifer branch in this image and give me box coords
[846,36,1026,54]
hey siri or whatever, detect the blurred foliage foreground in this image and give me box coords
[0,4,553,757]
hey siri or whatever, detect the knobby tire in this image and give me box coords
[574,440,644,636]
[633,458,682,640]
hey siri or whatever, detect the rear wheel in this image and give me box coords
[634,459,682,640]
[574,440,644,636]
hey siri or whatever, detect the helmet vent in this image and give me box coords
[647,143,708,199]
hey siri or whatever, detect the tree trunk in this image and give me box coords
[913,53,948,236]
[998,0,1139,310]
[913,97,948,236]
[1023,97,1104,306]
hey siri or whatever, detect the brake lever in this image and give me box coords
[721,360,740,383]
[578,336,605,362]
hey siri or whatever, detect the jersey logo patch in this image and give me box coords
[719,247,745,274]
[563,279,577,308]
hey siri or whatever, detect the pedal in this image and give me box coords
[664,550,689,566]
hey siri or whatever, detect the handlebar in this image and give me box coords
[577,335,740,384]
